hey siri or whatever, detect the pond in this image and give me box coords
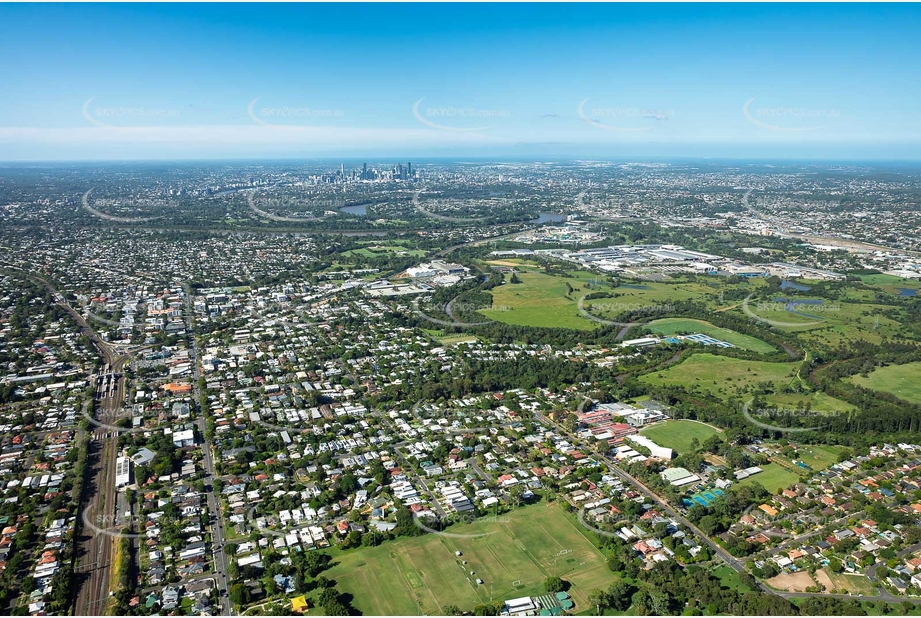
[780,280,811,292]
[339,204,368,216]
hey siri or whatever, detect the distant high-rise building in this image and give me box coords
[407,162,412,178]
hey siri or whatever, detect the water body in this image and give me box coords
[898,288,918,297]
[780,280,811,292]
[339,204,368,216]
[535,212,564,224]
[773,297,824,306]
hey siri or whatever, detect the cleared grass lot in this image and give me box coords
[321,503,610,615]
[762,392,856,415]
[847,361,921,405]
[638,353,800,398]
[480,271,607,330]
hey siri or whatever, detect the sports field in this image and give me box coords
[735,463,800,494]
[320,503,610,615]
[640,419,723,455]
[847,362,921,405]
[638,353,800,398]
[479,271,605,330]
[775,444,848,472]
[645,318,776,353]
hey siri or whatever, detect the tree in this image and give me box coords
[544,575,565,594]
[316,576,332,589]
[317,588,339,606]
[443,604,462,615]
[606,579,636,611]
[21,577,37,595]
[323,600,350,616]
[229,583,250,606]
[588,589,608,613]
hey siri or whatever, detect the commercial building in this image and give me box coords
[115,455,132,488]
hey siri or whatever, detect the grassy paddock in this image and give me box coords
[480,271,609,330]
[847,361,921,405]
[638,353,800,398]
[321,503,611,615]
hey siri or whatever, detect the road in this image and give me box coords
[534,411,776,596]
[183,284,233,616]
[536,410,921,605]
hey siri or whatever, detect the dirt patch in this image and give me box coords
[814,568,834,592]
[766,571,816,592]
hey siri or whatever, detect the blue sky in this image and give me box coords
[1,3,919,161]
